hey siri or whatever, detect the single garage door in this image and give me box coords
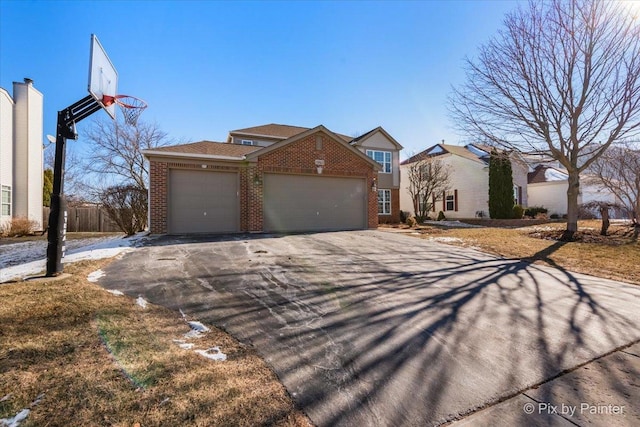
[169,169,239,234]
[263,174,366,232]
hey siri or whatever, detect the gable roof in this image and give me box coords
[528,164,569,184]
[350,126,404,149]
[230,123,353,143]
[143,140,261,160]
[244,125,382,170]
[402,143,487,165]
[230,124,310,139]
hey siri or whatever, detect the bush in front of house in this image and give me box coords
[0,217,38,237]
[513,204,524,219]
[437,211,446,221]
[524,206,548,218]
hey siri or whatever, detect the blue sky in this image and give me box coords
[1,0,521,158]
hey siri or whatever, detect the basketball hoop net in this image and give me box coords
[102,95,147,126]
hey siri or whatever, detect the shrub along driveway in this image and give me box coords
[98,230,640,426]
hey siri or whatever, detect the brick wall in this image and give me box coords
[149,161,168,233]
[378,188,401,223]
[254,131,378,229]
[147,130,379,234]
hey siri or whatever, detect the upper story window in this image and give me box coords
[1,185,11,216]
[241,140,254,146]
[366,150,392,174]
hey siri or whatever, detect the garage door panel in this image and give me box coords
[169,169,238,234]
[264,174,366,232]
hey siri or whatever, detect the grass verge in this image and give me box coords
[400,220,639,285]
[0,259,310,426]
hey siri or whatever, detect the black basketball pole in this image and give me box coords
[46,95,102,276]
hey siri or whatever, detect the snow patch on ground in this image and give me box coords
[195,346,227,361]
[0,232,149,283]
[136,296,148,309]
[430,237,464,243]
[188,321,210,333]
[87,269,105,282]
[0,409,30,427]
[423,220,484,228]
[173,313,227,361]
[106,289,124,296]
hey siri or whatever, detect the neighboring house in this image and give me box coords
[399,143,528,219]
[143,123,402,234]
[528,164,623,218]
[0,78,44,230]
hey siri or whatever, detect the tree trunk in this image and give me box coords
[562,170,580,241]
[599,206,610,236]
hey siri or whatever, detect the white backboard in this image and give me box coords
[88,34,118,119]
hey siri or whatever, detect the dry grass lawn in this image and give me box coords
[397,220,639,285]
[0,260,310,427]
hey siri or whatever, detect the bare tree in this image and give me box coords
[589,143,640,239]
[405,158,450,222]
[99,185,148,236]
[450,0,640,239]
[44,145,89,199]
[83,118,172,191]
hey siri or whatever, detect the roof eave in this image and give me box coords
[142,150,247,161]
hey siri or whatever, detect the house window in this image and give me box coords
[513,185,521,205]
[241,140,253,146]
[366,150,392,174]
[378,189,391,215]
[1,185,11,216]
[445,190,456,211]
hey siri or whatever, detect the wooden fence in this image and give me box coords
[43,206,121,232]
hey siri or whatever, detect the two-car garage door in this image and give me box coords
[168,170,367,234]
[263,174,366,232]
[168,169,239,234]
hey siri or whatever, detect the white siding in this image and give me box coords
[400,154,489,219]
[511,157,529,207]
[0,89,14,226]
[528,181,568,216]
[12,81,43,229]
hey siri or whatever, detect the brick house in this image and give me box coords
[143,124,402,234]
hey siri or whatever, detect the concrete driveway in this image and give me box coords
[98,230,640,426]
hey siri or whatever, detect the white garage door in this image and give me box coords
[169,169,239,234]
[263,174,366,232]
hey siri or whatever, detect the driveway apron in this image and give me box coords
[98,230,640,426]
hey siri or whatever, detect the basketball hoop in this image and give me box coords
[102,95,147,126]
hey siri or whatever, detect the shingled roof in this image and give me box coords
[230,123,353,142]
[401,143,488,165]
[148,141,261,157]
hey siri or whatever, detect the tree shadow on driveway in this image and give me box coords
[100,231,640,426]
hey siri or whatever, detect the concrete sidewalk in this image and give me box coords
[452,342,640,426]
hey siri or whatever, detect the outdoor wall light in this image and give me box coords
[372,178,377,192]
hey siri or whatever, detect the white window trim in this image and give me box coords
[241,139,253,146]
[366,150,392,174]
[378,189,391,215]
[1,185,11,216]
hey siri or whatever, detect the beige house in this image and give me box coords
[400,143,528,219]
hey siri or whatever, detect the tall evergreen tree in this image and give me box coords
[488,150,514,219]
[43,168,53,207]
